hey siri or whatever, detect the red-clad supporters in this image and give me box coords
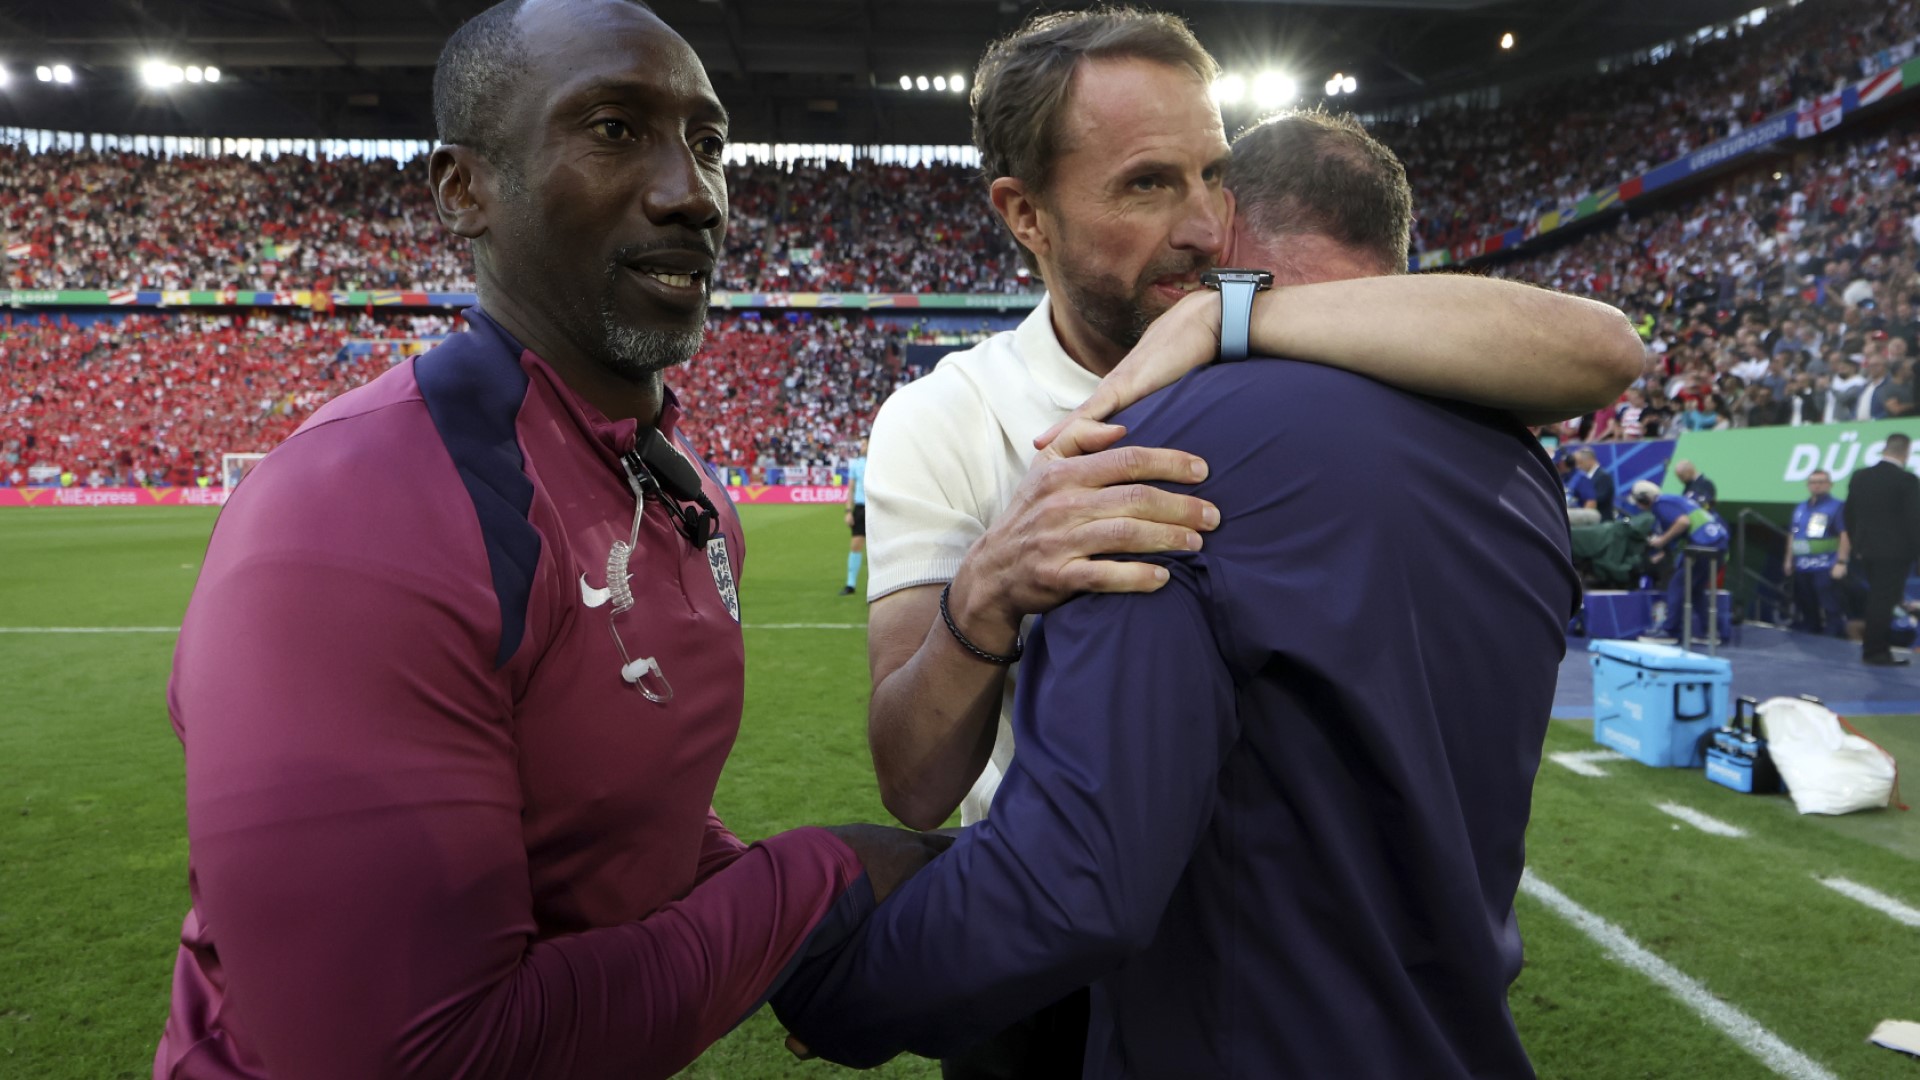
[3,148,1030,295]
[1,313,446,487]
[3,311,937,485]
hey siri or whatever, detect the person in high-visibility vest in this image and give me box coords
[1786,469,1850,637]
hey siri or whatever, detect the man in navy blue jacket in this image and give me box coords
[774,111,1581,1078]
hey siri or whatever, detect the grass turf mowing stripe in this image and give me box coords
[1655,801,1750,837]
[1816,876,1920,928]
[1519,869,1839,1080]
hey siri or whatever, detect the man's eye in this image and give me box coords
[1131,176,1163,192]
[695,134,727,158]
[593,118,632,141]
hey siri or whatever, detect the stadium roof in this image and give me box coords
[2,0,1766,144]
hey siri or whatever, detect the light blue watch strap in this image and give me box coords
[1218,278,1257,362]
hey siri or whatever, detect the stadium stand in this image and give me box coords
[6,0,1920,485]
[1380,0,1920,255]
[1511,119,1920,443]
[1,149,1028,295]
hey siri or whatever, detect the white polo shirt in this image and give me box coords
[866,294,1099,824]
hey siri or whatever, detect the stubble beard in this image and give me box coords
[1051,247,1210,354]
[592,249,709,382]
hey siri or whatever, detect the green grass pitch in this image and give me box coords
[2,506,1917,1078]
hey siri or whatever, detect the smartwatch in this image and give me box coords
[1201,268,1274,362]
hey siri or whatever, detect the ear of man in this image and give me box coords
[989,176,1050,266]
[429,144,494,240]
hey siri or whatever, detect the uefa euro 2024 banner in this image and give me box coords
[1668,419,1920,504]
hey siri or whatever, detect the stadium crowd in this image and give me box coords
[1381,0,1920,254]
[1511,118,1920,444]
[1,309,918,485]
[1,147,1029,296]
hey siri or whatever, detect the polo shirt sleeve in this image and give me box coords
[768,553,1239,1066]
[864,371,996,599]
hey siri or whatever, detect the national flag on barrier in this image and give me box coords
[1595,188,1621,213]
[5,242,45,260]
[1859,69,1902,107]
[108,290,138,305]
[1817,94,1845,133]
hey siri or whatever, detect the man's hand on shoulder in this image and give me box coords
[823,823,954,904]
[946,420,1219,651]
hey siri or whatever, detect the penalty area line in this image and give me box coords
[1520,869,1837,1080]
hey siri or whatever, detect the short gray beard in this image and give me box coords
[597,294,706,381]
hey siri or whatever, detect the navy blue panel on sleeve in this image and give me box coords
[414,308,541,668]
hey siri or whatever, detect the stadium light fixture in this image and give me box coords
[53,64,74,84]
[949,74,965,93]
[141,60,185,87]
[915,75,929,91]
[186,65,203,83]
[0,65,9,88]
[1211,73,1246,105]
[899,74,911,90]
[205,66,221,82]
[1252,71,1295,108]
[1500,32,1516,50]
[933,75,947,91]
[36,65,52,83]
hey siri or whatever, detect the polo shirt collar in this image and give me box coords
[1016,293,1104,412]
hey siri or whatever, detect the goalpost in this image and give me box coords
[219,452,270,491]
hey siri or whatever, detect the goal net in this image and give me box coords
[220,452,270,491]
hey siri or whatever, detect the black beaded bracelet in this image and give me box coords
[939,582,1023,665]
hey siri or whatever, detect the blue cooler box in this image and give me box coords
[1589,640,1732,767]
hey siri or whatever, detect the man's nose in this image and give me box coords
[1169,184,1228,258]
[642,143,724,232]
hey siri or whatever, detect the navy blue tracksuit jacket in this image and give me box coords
[774,359,1580,1078]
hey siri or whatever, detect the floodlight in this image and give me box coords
[36,65,52,82]
[1211,73,1246,105]
[1252,71,1295,108]
[186,66,203,83]
[1500,32,1516,50]
[949,74,964,93]
[1325,79,1338,96]
[53,64,73,84]
[899,75,912,90]
[915,75,929,90]
[204,66,220,82]
[933,76,947,91]
[141,60,168,87]
[1342,75,1357,93]
[0,65,9,88]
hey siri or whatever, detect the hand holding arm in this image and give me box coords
[867,428,1218,830]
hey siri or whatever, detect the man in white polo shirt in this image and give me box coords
[861,11,1642,1077]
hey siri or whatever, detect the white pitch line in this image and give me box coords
[0,626,179,633]
[742,623,865,630]
[1817,877,1920,929]
[1654,802,1749,838]
[1547,749,1630,777]
[1520,870,1838,1080]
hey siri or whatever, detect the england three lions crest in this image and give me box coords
[706,536,741,623]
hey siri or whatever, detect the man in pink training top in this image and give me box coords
[153,1,946,1076]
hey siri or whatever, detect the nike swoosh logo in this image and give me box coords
[579,573,611,609]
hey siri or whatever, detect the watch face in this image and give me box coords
[1203,268,1274,289]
